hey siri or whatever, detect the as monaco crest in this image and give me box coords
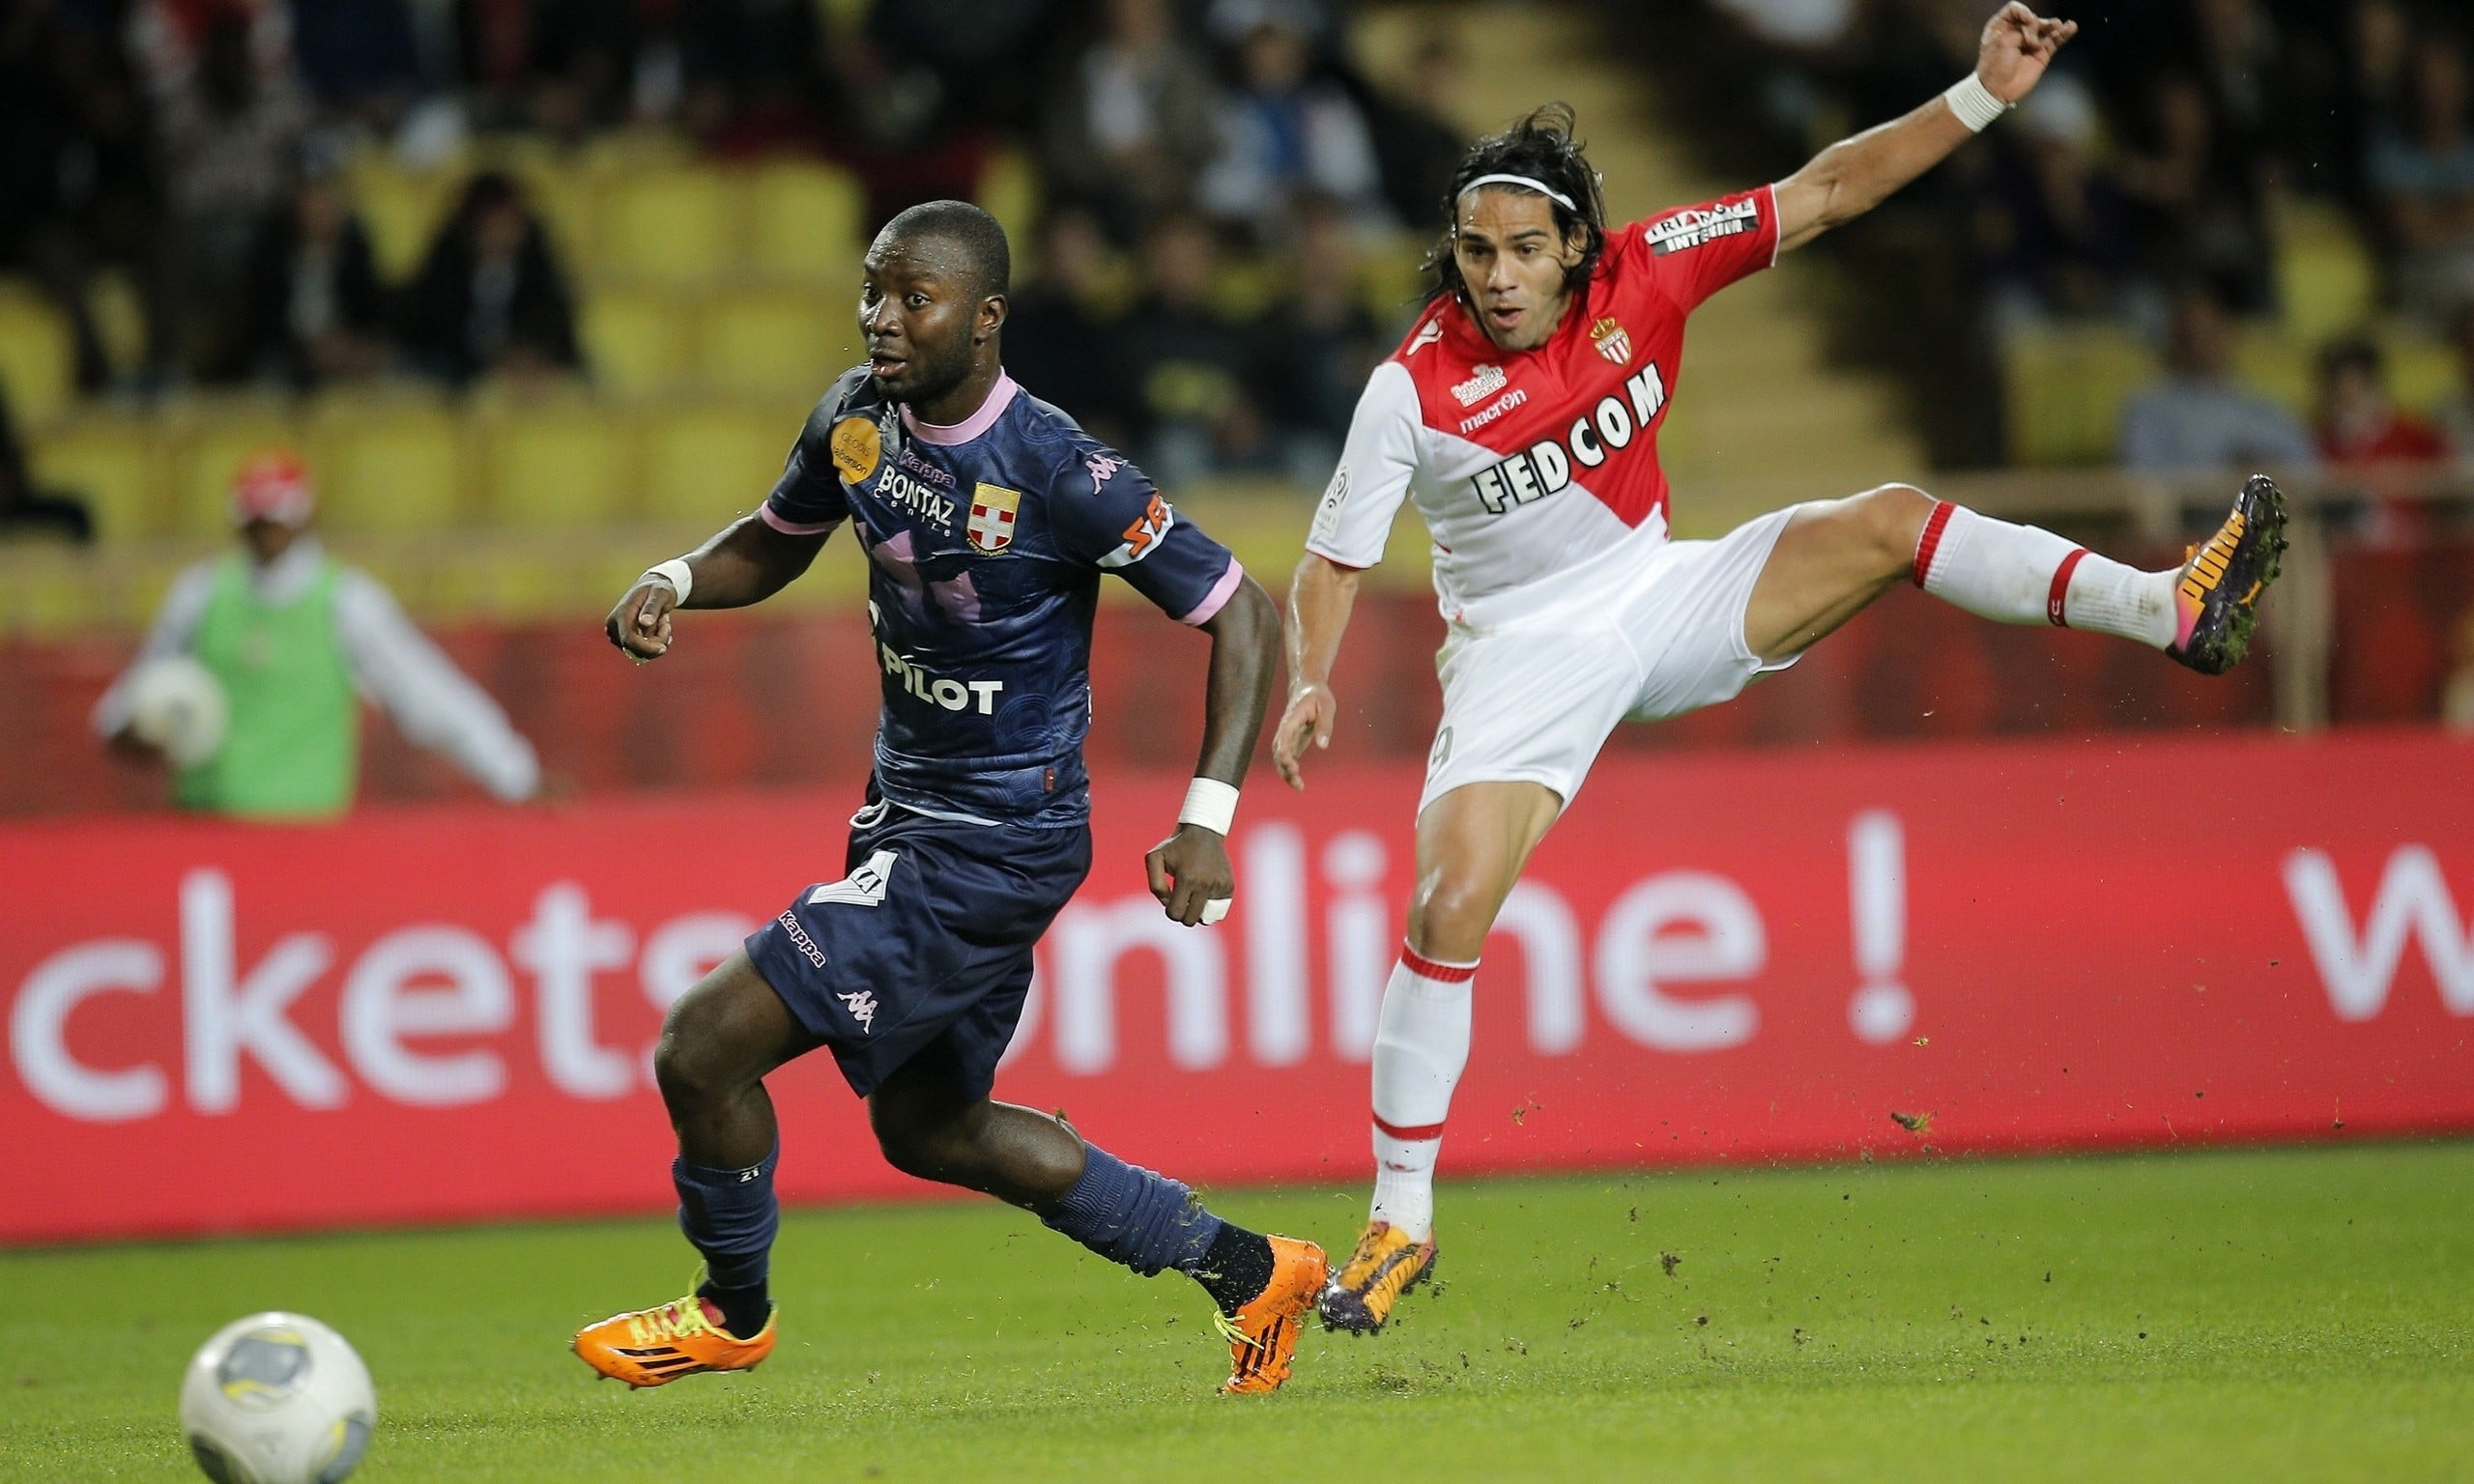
[967,483,1021,553]
[1591,316,1632,366]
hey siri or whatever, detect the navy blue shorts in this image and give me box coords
[743,797,1092,1100]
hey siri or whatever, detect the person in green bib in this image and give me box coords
[95,449,540,818]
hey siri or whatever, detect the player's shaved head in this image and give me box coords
[877,200,1012,303]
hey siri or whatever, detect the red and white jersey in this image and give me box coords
[1308,184,1780,624]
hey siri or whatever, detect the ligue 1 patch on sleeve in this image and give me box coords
[967,483,1021,553]
[831,416,882,484]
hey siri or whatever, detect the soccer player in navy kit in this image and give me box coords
[573,202,1328,1395]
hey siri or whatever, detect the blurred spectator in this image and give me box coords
[1041,0,1221,245]
[2118,286,2315,471]
[1199,7,1384,239]
[1704,0,1859,147]
[1005,209,1133,446]
[1976,72,2139,323]
[2436,303,2474,454]
[289,0,423,127]
[398,172,583,386]
[236,173,389,389]
[1363,36,1466,229]
[93,450,540,818]
[1117,211,1271,485]
[2116,71,2273,314]
[1256,193,1382,479]
[151,11,313,378]
[2316,335,2445,547]
[0,377,93,544]
[2368,37,2474,323]
[524,0,640,139]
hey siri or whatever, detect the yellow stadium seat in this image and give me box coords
[598,167,742,288]
[2232,330,2313,419]
[173,403,313,537]
[314,399,466,535]
[583,290,691,395]
[2388,337,2458,416]
[0,279,76,426]
[747,160,866,284]
[478,402,634,528]
[2272,198,2378,345]
[641,403,792,524]
[696,291,852,397]
[26,414,164,542]
[348,157,462,282]
[85,271,150,383]
[975,145,1040,259]
[2002,324,2158,466]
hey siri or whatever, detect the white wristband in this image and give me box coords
[1178,777,1239,836]
[646,558,694,605]
[1942,72,2011,133]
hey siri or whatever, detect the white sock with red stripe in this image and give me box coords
[1912,500,2177,648]
[1368,946,1476,1243]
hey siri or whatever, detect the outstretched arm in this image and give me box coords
[1146,573,1281,926]
[604,515,832,661]
[1272,552,1361,790]
[1772,3,2076,254]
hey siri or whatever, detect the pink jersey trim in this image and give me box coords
[1178,558,1247,625]
[760,503,840,536]
[902,372,1020,445]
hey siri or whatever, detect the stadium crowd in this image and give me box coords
[0,0,1459,486]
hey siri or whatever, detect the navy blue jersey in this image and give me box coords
[762,368,1243,825]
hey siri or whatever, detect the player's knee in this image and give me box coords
[1856,483,1935,577]
[1409,870,1505,951]
[651,1031,727,1112]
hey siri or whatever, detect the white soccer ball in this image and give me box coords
[180,1313,377,1484]
[127,655,229,768]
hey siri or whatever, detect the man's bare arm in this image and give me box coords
[1146,573,1282,925]
[1773,3,2076,254]
[604,516,832,661]
[1271,552,1362,790]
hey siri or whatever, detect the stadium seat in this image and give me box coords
[0,279,76,426]
[2387,336,2458,416]
[347,156,463,282]
[2232,330,2313,419]
[598,168,742,289]
[747,161,866,284]
[696,291,851,397]
[2272,199,2378,346]
[171,402,314,537]
[25,414,163,543]
[641,402,792,525]
[2002,324,2157,466]
[314,398,466,535]
[975,145,1041,258]
[477,400,634,528]
[582,290,692,396]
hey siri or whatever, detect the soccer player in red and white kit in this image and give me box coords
[1280,5,2287,1333]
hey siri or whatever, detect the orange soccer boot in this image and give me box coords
[572,1284,776,1388]
[1316,1220,1438,1335]
[1214,1235,1329,1394]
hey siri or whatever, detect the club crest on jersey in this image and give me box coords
[830,415,882,484]
[1591,316,1632,366]
[967,483,1021,553]
[1451,364,1509,407]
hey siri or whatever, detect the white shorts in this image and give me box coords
[1419,507,1799,814]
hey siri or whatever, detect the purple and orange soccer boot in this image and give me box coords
[1316,1220,1438,1336]
[572,1282,775,1388]
[2167,473,2287,675]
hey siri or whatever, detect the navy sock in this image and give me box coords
[1041,1144,1229,1281]
[674,1144,778,1337]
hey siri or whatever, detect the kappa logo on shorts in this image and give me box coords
[776,911,827,969]
[807,849,899,908]
[836,988,878,1033]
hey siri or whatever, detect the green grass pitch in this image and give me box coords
[10,1141,2471,1482]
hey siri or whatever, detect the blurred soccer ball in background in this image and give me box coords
[126,656,228,768]
[180,1313,376,1484]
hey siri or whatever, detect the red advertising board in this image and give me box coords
[4,732,2469,1245]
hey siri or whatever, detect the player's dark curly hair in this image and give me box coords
[1425,103,1608,307]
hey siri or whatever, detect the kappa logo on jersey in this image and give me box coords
[1591,316,1633,365]
[967,482,1021,553]
[808,848,899,908]
[1472,362,1668,514]
[1085,451,1123,491]
[1406,317,1445,356]
[1098,492,1174,569]
[1644,198,1761,256]
[1451,364,1509,407]
[830,415,882,483]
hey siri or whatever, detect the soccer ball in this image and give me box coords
[126,655,229,768]
[180,1313,377,1484]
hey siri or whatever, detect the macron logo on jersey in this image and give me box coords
[1472,362,1669,515]
[1645,198,1761,256]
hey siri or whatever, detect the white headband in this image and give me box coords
[1458,173,1578,212]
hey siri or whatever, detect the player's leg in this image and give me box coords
[1324,778,1562,1334]
[572,951,816,1385]
[866,1049,1328,1394]
[1742,475,2286,671]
